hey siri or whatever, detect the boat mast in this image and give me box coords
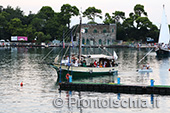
[78,16,82,62]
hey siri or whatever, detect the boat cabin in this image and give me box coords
[80,54,117,67]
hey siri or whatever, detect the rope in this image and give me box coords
[138,48,153,64]
[40,25,78,63]
[92,39,113,56]
[62,45,70,60]
[41,47,55,62]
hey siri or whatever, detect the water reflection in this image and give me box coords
[158,57,170,85]
[0,47,170,113]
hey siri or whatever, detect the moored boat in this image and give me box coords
[137,68,153,73]
[52,57,118,81]
[155,5,170,56]
[51,17,119,82]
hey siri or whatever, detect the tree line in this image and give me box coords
[0,4,159,43]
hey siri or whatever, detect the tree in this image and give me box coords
[24,12,35,25]
[35,32,45,43]
[0,14,7,27]
[44,14,62,39]
[37,6,55,21]
[136,17,152,29]
[0,14,7,39]
[3,6,24,22]
[60,4,79,28]
[31,17,45,32]
[83,7,102,22]
[112,11,125,23]
[7,18,26,36]
[35,31,52,43]
[123,17,135,28]
[25,25,36,42]
[0,6,3,13]
[134,4,147,17]
[103,13,114,24]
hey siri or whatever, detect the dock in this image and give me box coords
[59,82,170,95]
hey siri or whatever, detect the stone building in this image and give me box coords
[77,24,116,46]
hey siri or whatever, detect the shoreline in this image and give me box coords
[0,44,156,48]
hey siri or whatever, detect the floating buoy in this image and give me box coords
[66,73,70,80]
[169,68,170,71]
[20,82,23,87]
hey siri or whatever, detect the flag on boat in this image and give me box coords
[113,51,118,60]
[81,29,85,33]
[63,39,65,48]
[71,33,74,47]
[54,55,59,63]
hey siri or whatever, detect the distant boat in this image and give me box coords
[137,68,153,73]
[137,64,153,73]
[155,5,170,56]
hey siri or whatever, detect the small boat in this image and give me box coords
[155,5,170,56]
[137,68,153,73]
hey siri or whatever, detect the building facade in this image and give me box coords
[77,24,116,46]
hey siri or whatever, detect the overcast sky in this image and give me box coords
[1,0,170,27]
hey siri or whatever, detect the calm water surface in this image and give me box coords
[0,47,170,113]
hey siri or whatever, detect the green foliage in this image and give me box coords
[103,13,115,24]
[0,4,160,43]
[134,4,147,17]
[83,7,102,22]
[25,25,36,42]
[7,18,26,36]
[37,6,55,20]
[112,11,125,23]
[60,4,79,28]
[103,4,159,42]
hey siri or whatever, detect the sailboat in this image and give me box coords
[51,17,118,82]
[155,5,170,56]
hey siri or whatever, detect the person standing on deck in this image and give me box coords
[146,63,150,69]
[103,61,107,67]
[94,60,97,67]
[74,59,78,67]
[82,60,86,67]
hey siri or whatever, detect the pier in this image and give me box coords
[59,82,170,95]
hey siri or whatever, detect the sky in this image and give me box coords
[1,0,170,27]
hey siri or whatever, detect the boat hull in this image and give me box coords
[155,48,170,56]
[138,68,153,73]
[51,64,118,82]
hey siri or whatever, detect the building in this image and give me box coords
[77,24,116,46]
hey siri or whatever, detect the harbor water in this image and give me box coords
[0,47,170,113]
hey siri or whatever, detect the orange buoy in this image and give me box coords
[66,73,70,80]
[20,82,23,87]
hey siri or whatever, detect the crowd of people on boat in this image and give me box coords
[62,55,117,68]
[156,43,170,49]
[93,59,116,68]
[141,63,150,70]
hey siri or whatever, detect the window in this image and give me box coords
[82,38,85,44]
[112,29,114,32]
[103,29,107,33]
[85,29,88,33]
[99,39,102,45]
[86,39,90,45]
[107,39,110,45]
[93,29,98,33]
